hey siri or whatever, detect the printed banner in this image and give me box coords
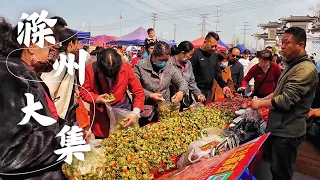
[156,133,270,180]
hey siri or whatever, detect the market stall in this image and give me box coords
[191,37,230,51]
[70,29,91,44]
[62,93,271,180]
[107,27,176,46]
[235,44,255,54]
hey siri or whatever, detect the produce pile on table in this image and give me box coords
[62,105,235,180]
[207,94,247,113]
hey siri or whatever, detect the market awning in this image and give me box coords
[191,37,229,51]
[71,29,91,44]
[107,27,176,46]
[235,44,255,54]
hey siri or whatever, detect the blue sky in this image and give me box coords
[0,0,318,49]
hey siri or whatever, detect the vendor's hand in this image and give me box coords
[250,99,262,110]
[172,91,184,104]
[250,86,254,91]
[123,112,139,128]
[197,94,206,103]
[223,87,232,96]
[149,93,164,102]
[96,93,114,104]
[237,87,246,92]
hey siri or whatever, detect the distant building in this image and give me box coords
[253,15,320,60]
[253,21,283,49]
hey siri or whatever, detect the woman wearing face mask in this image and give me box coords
[80,48,144,138]
[134,41,188,126]
[0,17,76,180]
[170,41,206,107]
[238,49,282,98]
[41,28,79,119]
[211,51,234,101]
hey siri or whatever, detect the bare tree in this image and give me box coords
[310,2,320,18]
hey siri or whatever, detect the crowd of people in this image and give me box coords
[0,14,319,180]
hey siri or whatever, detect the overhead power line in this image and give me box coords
[117,0,150,15]
[157,0,303,20]
[82,0,303,32]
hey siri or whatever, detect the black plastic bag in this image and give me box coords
[225,119,265,145]
[306,115,320,151]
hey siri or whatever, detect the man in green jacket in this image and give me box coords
[250,27,319,180]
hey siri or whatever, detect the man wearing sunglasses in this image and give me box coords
[228,47,244,90]
[190,31,231,103]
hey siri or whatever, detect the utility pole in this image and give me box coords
[120,11,122,36]
[242,22,251,45]
[88,22,91,45]
[151,13,157,30]
[198,14,209,37]
[173,24,177,41]
[212,6,222,34]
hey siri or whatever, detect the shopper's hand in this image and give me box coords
[149,93,164,102]
[250,99,262,110]
[74,90,80,98]
[237,87,246,92]
[250,86,254,91]
[223,86,231,95]
[197,94,206,103]
[83,127,95,144]
[172,91,184,104]
[123,112,139,128]
[96,93,114,104]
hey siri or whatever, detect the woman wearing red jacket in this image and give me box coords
[238,50,281,98]
[80,48,144,138]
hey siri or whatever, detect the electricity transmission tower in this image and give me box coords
[152,13,157,30]
[198,14,209,37]
[212,6,222,34]
[173,24,177,40]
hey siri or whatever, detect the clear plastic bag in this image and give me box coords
[177,131,224,168]
[62,139,107,180]
[242,107,261,121]
[105,103,131,134]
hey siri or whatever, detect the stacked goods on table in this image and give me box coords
[207,94,247,113]
[62,105,235,180]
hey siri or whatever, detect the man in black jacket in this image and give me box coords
[190,32,231,103]
[228,47,244,90]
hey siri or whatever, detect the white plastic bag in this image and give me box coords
[177,132,224,168]
[105,103,131,134]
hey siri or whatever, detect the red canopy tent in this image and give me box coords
[191,37,228,51]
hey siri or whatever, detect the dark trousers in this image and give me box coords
[264,135,304,180]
